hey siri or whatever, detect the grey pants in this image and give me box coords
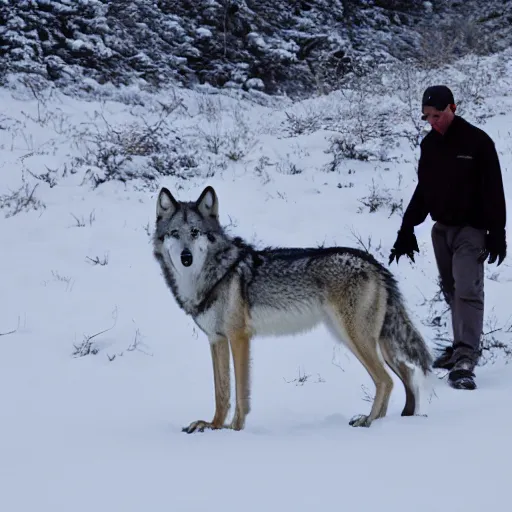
[431,222,486,361]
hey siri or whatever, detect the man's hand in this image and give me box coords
[389,228,420,265]
[478,229,507,266]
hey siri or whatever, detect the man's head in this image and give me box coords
[421,85,456,134]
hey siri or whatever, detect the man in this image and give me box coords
[389,85,507,390]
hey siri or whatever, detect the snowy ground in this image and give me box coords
[1,52,512,511]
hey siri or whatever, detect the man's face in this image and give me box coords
[421,105,455,134]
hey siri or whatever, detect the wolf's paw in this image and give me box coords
[182,420,220,434]
[349,414,372,428]
[228,416,245,431]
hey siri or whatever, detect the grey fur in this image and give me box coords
[153,186,433,432]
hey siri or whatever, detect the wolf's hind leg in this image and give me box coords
[327,308,393,428]
[182,336,231,434]
[380,342,416,416]
[346,336,394,428]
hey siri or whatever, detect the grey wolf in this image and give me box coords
[389,84,506,390]
[153,186,432,433]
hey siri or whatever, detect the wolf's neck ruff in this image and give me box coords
[172,239,252,317]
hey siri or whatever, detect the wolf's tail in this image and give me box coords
[376,265,435,416]
[379,268,433,374]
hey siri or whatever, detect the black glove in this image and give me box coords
[478,228,507,266]
[389,228,419,264]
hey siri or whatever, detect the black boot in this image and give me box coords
[448,358,477,390]
[432,345,455,370]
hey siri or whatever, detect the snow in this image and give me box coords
[247,32,267,49]
[195,27,213,38]
[245,78,265,91]
[1,50,512,511]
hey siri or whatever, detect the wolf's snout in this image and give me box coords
[181,249,193,267]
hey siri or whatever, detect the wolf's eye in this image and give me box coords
[170,230,179,239]
[190,228,200,239]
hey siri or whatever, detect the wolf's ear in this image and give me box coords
[156,187,178,219]
[196,186,218,219]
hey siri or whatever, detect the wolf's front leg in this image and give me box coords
[228,330,251,431]
[182,337,231,434]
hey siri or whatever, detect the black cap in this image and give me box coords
[421,85,455,111]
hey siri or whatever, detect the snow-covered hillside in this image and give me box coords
[1,48,512,511]
[2,0,511,98]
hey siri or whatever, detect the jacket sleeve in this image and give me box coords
[400,155,430,232]
[481,136,506,231]
[401,183,429,231]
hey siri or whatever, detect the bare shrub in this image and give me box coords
[86,253,109,266]
[194,103,256,163]
[284,367,324,386]
[69,211,95,227]
[282,108,322,137]
[357,179,403,217]
[26,167,59,188]
[415,17,493,70]
[72,309,118,358]
[107,327,153,361]
[0,317,20,337]
[419,284,512,367]
[349,228,383,256]
[324,135,371,166]
[70,98,199,187]
[0,182,46,218]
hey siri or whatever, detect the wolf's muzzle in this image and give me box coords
[181,249,193,267]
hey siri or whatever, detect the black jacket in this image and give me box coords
[401,116,506,233]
